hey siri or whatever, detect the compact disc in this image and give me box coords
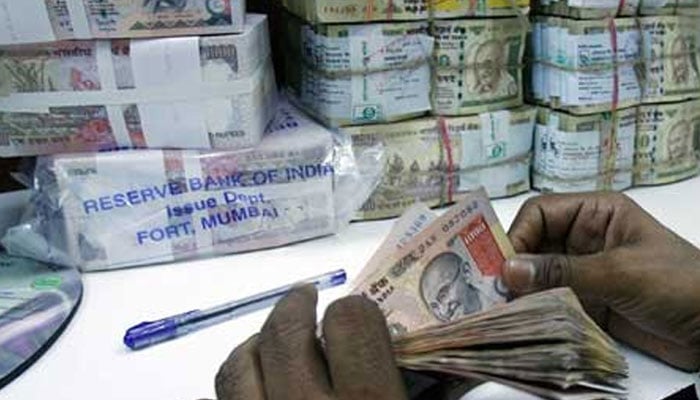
[0,254,82,388]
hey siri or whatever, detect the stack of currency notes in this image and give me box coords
[530,15,700,113]
[394,288,629,400]
[533,99,700,192]
[533,107,636,192]
[280,0,530,23]
[2,102,379,271]
[349,190,628,399]
[347,107,535,220]
[284,16,527,126]
[0,0,246,46]
[635,98,700,185]
[0,14,277,157]
[533,0,700,19]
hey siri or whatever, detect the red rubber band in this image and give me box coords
[608,18,620,112]
[437,116,456,204]
[615,0,626,17]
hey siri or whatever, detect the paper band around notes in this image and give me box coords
[0,0,56,45]
[0,35,269,150]
[65,0,93,40]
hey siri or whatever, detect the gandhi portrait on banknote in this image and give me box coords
[670,37,700,85]
[470,40,518,97]
[420,252,483,323]
[666,121,693,162]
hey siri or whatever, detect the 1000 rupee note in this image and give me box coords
[351,203,438,287]
[0,0,245,45]
[394,288,629,400]
[351,188,514,335]
[1,103,371,271]
[0,15,275,156]
[281,0,530,24]
[348,107,535,219]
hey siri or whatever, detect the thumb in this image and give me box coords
[503,253,614,298]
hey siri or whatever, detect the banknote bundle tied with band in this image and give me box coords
[349,190,629,399]
[0,0,246,45]
[2,103,382,271]
[529,5,700,191]
[279,0,534,219]
[0,13,277,157]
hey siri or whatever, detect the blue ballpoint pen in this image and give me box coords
[123,269,347,350]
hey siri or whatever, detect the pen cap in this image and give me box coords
[123,310,199,350]
[327,270,347,288]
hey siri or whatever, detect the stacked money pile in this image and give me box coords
[350,190,629,398]
[348,108,535,219]
[0,4,277,157]
[279,0,535,220]
[0,0,246,45]
[2,102,381,271]
[533,0,700,19]
[529,8,700,191]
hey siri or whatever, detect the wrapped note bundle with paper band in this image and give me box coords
[533,0,700,19]
[533,107,637,192]
[283,16,527,126]
[533,99,700,192]
[529,15,700,114]
[0,0,246,46]
[0,14,276,157]
[280,0,531,23]
[347,107,536,220]
[1,103,383,271]
[350,192,629,399]
[635,99,700,186]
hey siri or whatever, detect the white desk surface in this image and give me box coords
[2,178,700,400]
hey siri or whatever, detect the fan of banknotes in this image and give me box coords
[349,189,629,400]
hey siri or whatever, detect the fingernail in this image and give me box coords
[505,258,535,291]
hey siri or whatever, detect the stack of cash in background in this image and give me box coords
[0,2,276,157]
[350,190,629,399]
[529,4,700,192]
[0,2,385,272]
[279,0,537,220]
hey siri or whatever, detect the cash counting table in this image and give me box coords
[1,178,699,400]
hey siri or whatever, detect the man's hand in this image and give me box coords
[215,285,408,400]
[503,192,700,371]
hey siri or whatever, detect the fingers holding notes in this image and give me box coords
[258,284,332,400]
[215,335,265,400]
[217,285,407,400]
[504,192,700,371]
[323,296,407,400]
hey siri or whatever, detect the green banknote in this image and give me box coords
[347,106,535,219]
[534,0,700,19]
[635,99,700,185]
[284,16,526,126]
[530,16,700,114]
[533,107,636,192]
[281,0,530,23]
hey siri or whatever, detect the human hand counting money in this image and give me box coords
[215,285,408,400]
[504,192,700,371]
